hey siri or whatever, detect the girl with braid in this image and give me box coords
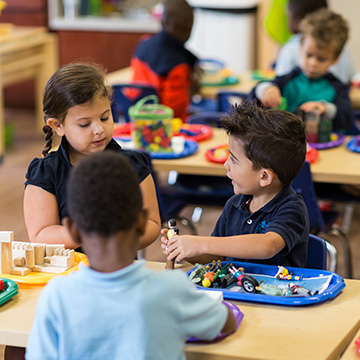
[23,62,161,250]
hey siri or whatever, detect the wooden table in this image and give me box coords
[0,261,360,360]
[0,26,58,160]
[150,128,360,186]
[107,66,360,109]
[341,327,360,359]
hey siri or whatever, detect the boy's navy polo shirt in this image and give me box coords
[211,185,309,268]
[25,137,150,221]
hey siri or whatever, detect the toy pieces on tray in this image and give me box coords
[0,277,19,306]
[308,133,345,150]
[251,69,276,81]
[346,136,360,153]
[187,260,346,306]
[205,144,229,164]
[113,122,212,142]
[187,300,244,343]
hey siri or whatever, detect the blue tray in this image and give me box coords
[0,277,19,306]
[186,261,345,306]
[150,139,198,159]
[346,136,360,153]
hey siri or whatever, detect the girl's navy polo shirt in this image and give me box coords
[25,137,150,221]
[211,185,309,268]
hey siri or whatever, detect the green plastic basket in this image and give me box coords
[129,95,174,153]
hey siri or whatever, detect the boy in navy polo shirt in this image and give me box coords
[162,101,309,268]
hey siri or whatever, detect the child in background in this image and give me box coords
[162,102,309,268]
[131,0,201,122]
[24,62,161,250]
[252,8,354,132]
[275,0,356,85]
[25,152,236,360]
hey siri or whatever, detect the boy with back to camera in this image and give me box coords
[162,101,310,268]
[252,8,354,132]
[131,0,200,122]
[25,152,236,360]
[275,0,356,85]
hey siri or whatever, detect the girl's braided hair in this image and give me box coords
[42,62,112,157]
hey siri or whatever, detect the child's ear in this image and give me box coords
[260,169,274,187]
[47,118,65,137]
[62,217,82,245]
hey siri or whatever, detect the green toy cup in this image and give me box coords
[128,95,174,153]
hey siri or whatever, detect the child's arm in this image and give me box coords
[24,185,79,248]
[254,82,282,108]
[162,231,286,263]
[138,174,161,249]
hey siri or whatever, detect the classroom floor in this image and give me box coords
[0,107,359,358]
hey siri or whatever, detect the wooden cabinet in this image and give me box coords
[57,30,145,72]
[0,0,49,108]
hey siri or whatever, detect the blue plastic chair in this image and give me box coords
[217,91,248,113]
[291,161,351,276]
[111,84,157,123]
[306,234,327,270]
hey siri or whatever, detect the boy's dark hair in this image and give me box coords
[162,0,193,44]
[300,8,349,58]
[67,152,143,236]
[221,101,306,186]
[288,0,327,23]
[42,62,112,157]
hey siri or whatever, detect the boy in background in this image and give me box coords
[162,101,309,268]
[26,152,236,360]
[131,0,200,122]
[252,8,354,132]
[275,0,355,85]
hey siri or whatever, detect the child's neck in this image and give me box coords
[82,232,139,273]
[249,184,283,214]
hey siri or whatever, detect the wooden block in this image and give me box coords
[11,267,31,276]
[33,264,71,274]
[0,231,13,274]
[45,244,65,257]
[50,255,71,267]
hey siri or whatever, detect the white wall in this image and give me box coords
[327,0,359,71]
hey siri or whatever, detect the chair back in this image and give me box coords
[291,161,325,233]
[111,84,157,123]
[186,111,224,128]
[217,91,248,113]
[306,234,327,270]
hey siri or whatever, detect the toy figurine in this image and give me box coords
[202,269,221,288]
[283,282,318,297]
[228,265,260,293]
[275,266,301,281]
[258,281,283,296]
[165,219,179,270]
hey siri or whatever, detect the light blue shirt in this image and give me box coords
[275,34,356,85]
[26,261,228,360]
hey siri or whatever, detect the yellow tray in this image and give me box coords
[0,252,88,288]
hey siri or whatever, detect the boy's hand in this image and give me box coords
[261,86,282,108]
[300,101,326,115]
[161,230,202,262]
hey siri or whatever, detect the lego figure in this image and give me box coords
[165,219,179,269]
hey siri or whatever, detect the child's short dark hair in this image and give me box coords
[221,101,306,186]
[288,0,327,22]
[300,8,349,58]
[67,152,143,236]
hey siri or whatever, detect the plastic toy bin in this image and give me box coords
[128,95,174,153]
